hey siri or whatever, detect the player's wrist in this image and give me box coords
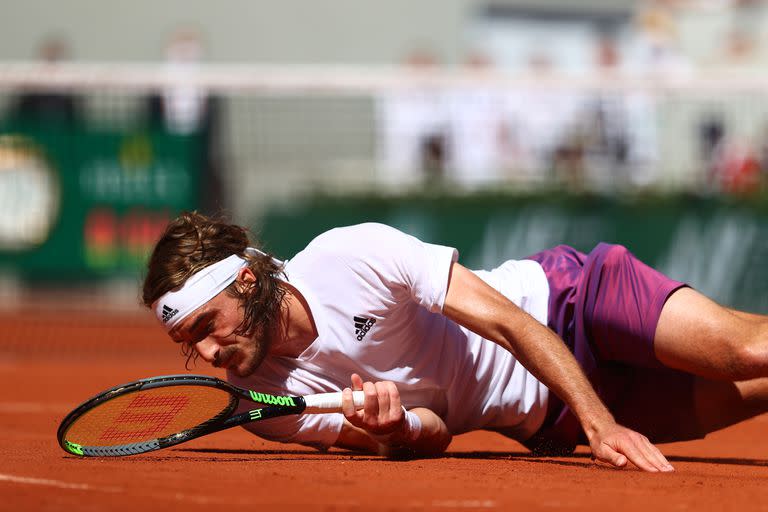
[580,409,617,443]
[370,407,422,447]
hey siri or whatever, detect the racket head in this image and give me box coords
[57,375,240,457]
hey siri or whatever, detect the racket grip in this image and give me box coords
[303,390,365,413]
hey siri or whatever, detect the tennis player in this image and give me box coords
[142,212,768,472]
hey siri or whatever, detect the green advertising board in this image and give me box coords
[0,125,200,280]
[258,192,768,313]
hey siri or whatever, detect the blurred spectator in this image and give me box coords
[708,137,762,195]
[443,51,508,188]
[375,49,449,187]
[725,29,756,63]
[506,50,586,185]
[699,113,726,181]
[700,112,764,196]
[7,36,81,126]
[149,28,209,134]
[144,27,224,214]
[631,0,692,75]
[573,34,659,190]
[724,0,765,68]
[581,36,631,188]
[551,132,588,192]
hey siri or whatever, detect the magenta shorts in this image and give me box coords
[523,243,696,453]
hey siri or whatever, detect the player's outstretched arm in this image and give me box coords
[336,374,451,457]
[443,263,674,473]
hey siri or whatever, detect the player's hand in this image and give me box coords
[588,421,674,472]
[341,373,404,436]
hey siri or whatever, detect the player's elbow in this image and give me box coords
[410,409,453,457]
[432,430,453,455]
[380,431,452,459]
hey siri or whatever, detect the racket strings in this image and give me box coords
[64,386,234,447]
[98,394,191,441]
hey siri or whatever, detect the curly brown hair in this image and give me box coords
[142,211,286,366]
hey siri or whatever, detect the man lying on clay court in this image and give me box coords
[142,211,768,472]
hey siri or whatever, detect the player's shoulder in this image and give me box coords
[314,222,404,244]
[301,222,411,256]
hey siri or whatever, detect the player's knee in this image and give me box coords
[729,336,768,380]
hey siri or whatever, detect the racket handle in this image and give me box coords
[303,390,365,413]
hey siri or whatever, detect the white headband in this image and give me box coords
[152,248,283,331]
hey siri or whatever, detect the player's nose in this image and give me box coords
[195,338,219,364]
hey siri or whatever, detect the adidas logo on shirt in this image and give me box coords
[353,315,376,341]
[161,304,179,324]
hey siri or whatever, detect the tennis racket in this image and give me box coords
[57,374,364,457]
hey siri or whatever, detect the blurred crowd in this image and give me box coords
[376,0,768,195]
[376,39,663,193]
[4,0,768,198]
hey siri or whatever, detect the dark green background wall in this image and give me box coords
[258,192,768,313]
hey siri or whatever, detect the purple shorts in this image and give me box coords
[522,243,697,453]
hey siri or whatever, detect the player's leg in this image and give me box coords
[726,307,768,323]
[654,287,768,381]
[608,367,768,443]
[525,243,768,450]
[693,377,768,434]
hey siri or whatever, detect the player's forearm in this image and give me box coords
[443,265,673,471]
[496,315,615,440]
[337,408,451,457]
[443,264,615,438]
[378,407,452,457]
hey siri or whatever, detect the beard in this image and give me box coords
[229,325,274,378]
[228,280,285,377]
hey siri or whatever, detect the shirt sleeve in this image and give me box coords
[411,241,459,313]
[314,223,459,313]
[227,368,344,450]
[238,408,343,451]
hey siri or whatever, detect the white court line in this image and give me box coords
[0,473,245,505]
[0,473,122,493]
[432,500,497,509]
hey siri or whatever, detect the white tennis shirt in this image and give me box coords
[228,223,551,449]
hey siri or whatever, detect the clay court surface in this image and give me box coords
[2,308,768,511]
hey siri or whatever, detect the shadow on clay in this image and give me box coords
[172,448,768,468]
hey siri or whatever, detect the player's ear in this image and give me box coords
[236,267,257,290]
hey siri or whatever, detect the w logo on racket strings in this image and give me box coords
[99,394,190,442]
[354,315,376,341]
[161,304,179,323]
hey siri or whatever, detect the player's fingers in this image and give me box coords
[592,438,627,468]
[375,382,391,425]
[595,449,627,469]
[350,374,364,391]
[610,439,657,472]
[386,381,402,415]
[640,436,674,472]
[615,434,666,473]
[635,435,674,472]
[363,381,379,425]
[387,382,404,433]
[341,387,357,419]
